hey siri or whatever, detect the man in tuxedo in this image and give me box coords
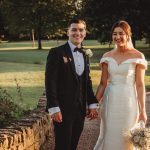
[45,18,98,150]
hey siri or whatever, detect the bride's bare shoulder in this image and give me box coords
[102,49,115,58]
[132,49,145,59]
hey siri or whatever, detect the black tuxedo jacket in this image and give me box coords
[45,42,97,116]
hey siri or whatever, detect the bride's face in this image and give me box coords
[112,27,128,47]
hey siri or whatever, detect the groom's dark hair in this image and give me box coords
[68,18,86,29]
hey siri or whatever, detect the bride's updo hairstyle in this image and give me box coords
[111,20,132,40]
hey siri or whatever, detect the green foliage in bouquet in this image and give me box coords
[0,86,24,128]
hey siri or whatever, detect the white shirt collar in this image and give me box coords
[68,40,81,52]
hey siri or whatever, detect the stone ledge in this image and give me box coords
[0,95,51,150]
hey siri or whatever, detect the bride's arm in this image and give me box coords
[135,64,147,124]
[96,63,108,102]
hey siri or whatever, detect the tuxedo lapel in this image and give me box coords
[63,43,78,81]
[83,53,88,81]
[83,53,87,71]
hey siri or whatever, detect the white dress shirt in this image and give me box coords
[68,41,85,76]
[48,41,98,115]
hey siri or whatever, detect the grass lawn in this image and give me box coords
[0,62,45,110]
[0,40,150,110]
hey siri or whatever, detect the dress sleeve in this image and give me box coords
[100,57,110,64]
[135,59,148,69]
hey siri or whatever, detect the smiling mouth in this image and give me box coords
[74,37,82,40]
[115,40,122,43]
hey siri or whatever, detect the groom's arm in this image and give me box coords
[86,58,98,105]
[86,58,99,119]
[45,48,63,122]
[45,48,60,114]
[86,74,99,119]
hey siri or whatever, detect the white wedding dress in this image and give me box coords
[94,57,147,150]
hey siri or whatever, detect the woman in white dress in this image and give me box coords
[94,20,147,150]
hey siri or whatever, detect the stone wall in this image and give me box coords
[0,95,52,150]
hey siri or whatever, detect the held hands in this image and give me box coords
[86,108,98,120]
[51,112,63,123]
[51,109,99,122]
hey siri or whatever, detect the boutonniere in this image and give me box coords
[63,56,68,63]
[82,48,93,57]
[69,57,72,62]
[63,56,72,63]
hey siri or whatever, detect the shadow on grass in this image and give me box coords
[0,47,149,73]
[0,62,45,73]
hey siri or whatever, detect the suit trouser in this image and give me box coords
[53,110,85,150]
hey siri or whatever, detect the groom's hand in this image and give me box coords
[51,112,63,123]
[87,109,98,120]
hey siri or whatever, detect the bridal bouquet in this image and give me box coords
[124,121,150,150]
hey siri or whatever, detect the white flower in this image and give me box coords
[82,49,93,57]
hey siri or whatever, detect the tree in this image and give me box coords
[82,0,150,47]
[2,0,77,49]
[0,10,5,41]
[139,0,150,47]
[0,1,7,41]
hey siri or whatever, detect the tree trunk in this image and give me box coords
[37,30,42,50]
[37,10,42,50]
[56,36,59,45]
[32,29,35,48]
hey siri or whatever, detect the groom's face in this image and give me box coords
[67,23,86,46]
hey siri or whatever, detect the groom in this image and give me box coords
[45,18,98,150]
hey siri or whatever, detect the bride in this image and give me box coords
[94,20,147,150]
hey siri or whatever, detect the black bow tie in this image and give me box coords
[74,47,83,53]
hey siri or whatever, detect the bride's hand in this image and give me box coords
[138,111,147,124]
